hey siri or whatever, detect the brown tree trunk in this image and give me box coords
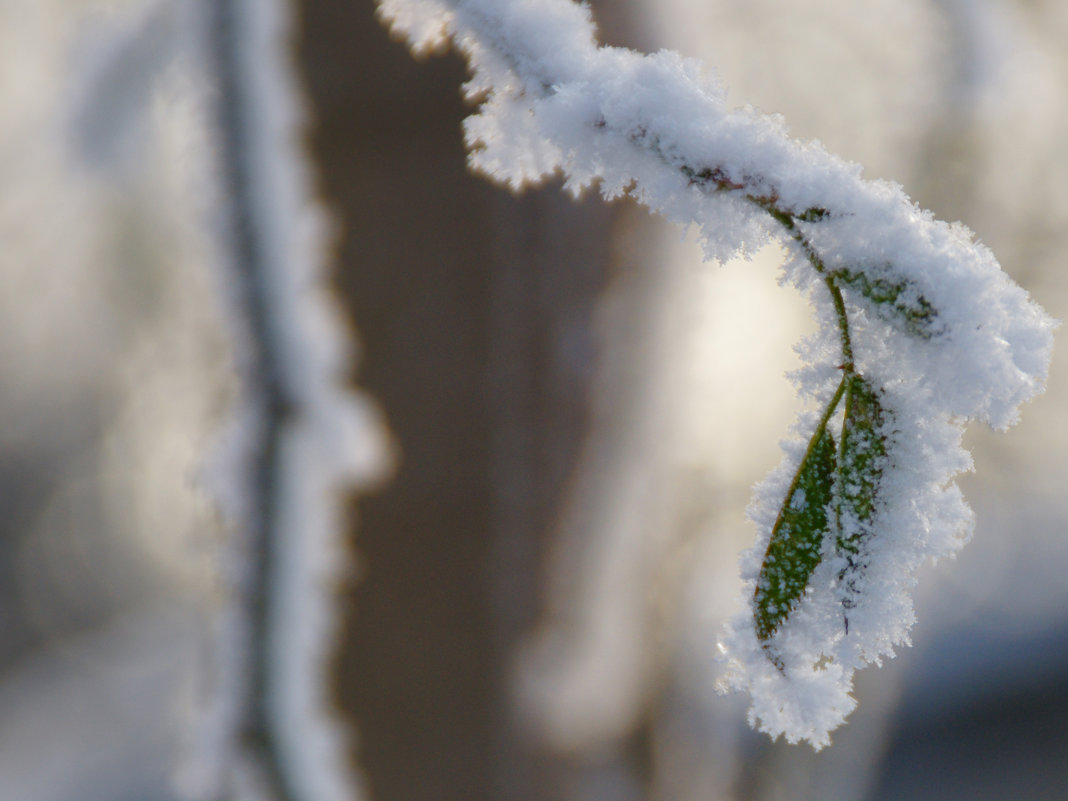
[294,3,639,800]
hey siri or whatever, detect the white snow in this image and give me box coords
[379,0,1055,748]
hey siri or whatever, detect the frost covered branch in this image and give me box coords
[200,1,388,799]
[378,0,1055,748]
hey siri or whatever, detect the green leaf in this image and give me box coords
[796,206,829,222]
[835,375,890,612]
[832,268,938,339]
[754,426,837,647]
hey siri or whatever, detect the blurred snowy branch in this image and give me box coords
[0,1,390,800]
[195,1,392,799]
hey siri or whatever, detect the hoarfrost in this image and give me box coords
[379,0,1055,748]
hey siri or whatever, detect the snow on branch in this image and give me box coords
[198,0,390,798]
[378,0,1055,748]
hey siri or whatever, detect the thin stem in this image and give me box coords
[628,133,859,375]
[208,2,295,800]
[823,275,855,373]
[746,194,855,374]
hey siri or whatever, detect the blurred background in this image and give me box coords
[1,0,1066,800]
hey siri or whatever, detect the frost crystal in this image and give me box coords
[378,0,1056,748]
